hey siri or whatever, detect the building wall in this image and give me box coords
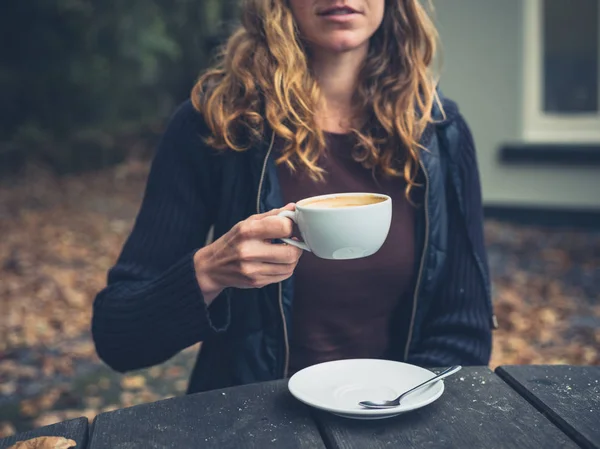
[434,0,600,209]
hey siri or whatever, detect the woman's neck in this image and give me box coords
[311,45,368,133]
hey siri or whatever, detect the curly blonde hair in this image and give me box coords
[191,0,441,199]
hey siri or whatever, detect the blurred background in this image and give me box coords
[0,0,599,438]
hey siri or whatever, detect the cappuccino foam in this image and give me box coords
[301,194,385,209]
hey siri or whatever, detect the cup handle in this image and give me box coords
[277,210,311,252]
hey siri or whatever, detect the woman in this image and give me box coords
[92,0,495,394]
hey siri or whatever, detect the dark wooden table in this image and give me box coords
[2,366,598,449]
[497,365,600,449]
[315,367,579,449]
[88,380,325,449]
[0,418,89,449]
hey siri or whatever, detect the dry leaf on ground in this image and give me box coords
[120,375,146,390]
[0,422,17,438]
[7,436,76,449]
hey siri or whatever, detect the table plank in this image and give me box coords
[314,367,579,449]
[89,380,326,449]
[497,365,600,449]
[0,418,89,449]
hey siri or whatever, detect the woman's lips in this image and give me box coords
[317,6,361,23]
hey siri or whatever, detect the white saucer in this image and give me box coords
[288,359,445,420]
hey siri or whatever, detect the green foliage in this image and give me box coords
[0,0,239,172]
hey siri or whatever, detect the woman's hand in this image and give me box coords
[193,204,303,305]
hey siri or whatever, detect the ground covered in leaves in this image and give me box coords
[1,160,599,437]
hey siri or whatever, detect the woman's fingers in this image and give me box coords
[194,205,302,298]
[249,203,295,221]
[239,260,297,278]
[235,215,295,241]
[236,261,298,288]
[235,239,303,264]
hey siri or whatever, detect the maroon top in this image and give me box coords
[276,132,416,374]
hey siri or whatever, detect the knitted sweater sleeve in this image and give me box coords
[407,114,493,367]
[91,101,229,373]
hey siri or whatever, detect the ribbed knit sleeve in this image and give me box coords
[91,101,229,373]
[407,115,493,367]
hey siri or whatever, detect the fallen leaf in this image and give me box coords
[101,404,119,413]
[7,436,76,449]
[33,413,64,429]
[0,421,16,438]
[120,375,146,390]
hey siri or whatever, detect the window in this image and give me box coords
[523,0,600,142]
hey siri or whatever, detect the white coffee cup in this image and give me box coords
[277,192,392,260]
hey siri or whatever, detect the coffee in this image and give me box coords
[278,192,392,259]
[300,194,386,209]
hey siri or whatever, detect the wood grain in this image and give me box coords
[88,380,325,449]
[314,367,579,449]
[497,365,600,449]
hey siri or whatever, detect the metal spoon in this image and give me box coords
[359,365,462,409]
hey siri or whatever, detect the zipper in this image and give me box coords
[256,132,290,378]
[278,282,290,377]
[403,159,429,361]
[255,132,274,214]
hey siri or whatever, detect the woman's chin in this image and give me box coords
[315,38,368,55]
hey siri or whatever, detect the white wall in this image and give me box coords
[434,0,600,209]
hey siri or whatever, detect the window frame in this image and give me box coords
[522,0,600,143]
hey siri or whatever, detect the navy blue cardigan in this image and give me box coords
[92,98,494,392]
